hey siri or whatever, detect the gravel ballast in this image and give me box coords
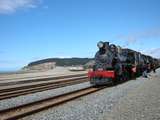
[0,82,90,111]
[21,69,160,120]
[101,70,160,120]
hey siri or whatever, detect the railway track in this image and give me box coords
[0,73,86,86]
[0,75,88,100]
[0,86,105,120]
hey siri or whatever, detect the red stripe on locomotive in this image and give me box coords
[88,70,115,78]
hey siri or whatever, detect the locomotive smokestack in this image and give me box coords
[104,42,110,50]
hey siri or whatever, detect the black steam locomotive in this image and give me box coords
[88,41,159,86]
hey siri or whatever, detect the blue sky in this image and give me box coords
[0,0,160,71]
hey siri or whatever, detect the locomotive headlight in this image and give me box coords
[97,41,104,49]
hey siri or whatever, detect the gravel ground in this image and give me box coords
[0,67,86,81]
[101,70,160,120]
[21,69,160,120]
[0,82,90,111]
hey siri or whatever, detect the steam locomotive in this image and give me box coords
[88,41,159,86]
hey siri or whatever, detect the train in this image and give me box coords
[88,41,160,86]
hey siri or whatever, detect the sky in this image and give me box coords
[0,0,160,71]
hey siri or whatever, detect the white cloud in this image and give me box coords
[0,0,42,14]
[117,28,160,47]
[55,56,73,58]
[142,48,160,58]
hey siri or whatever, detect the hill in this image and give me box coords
[27,58,94,67]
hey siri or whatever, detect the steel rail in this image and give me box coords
[0,76,88,100]
[0,86,105,120]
